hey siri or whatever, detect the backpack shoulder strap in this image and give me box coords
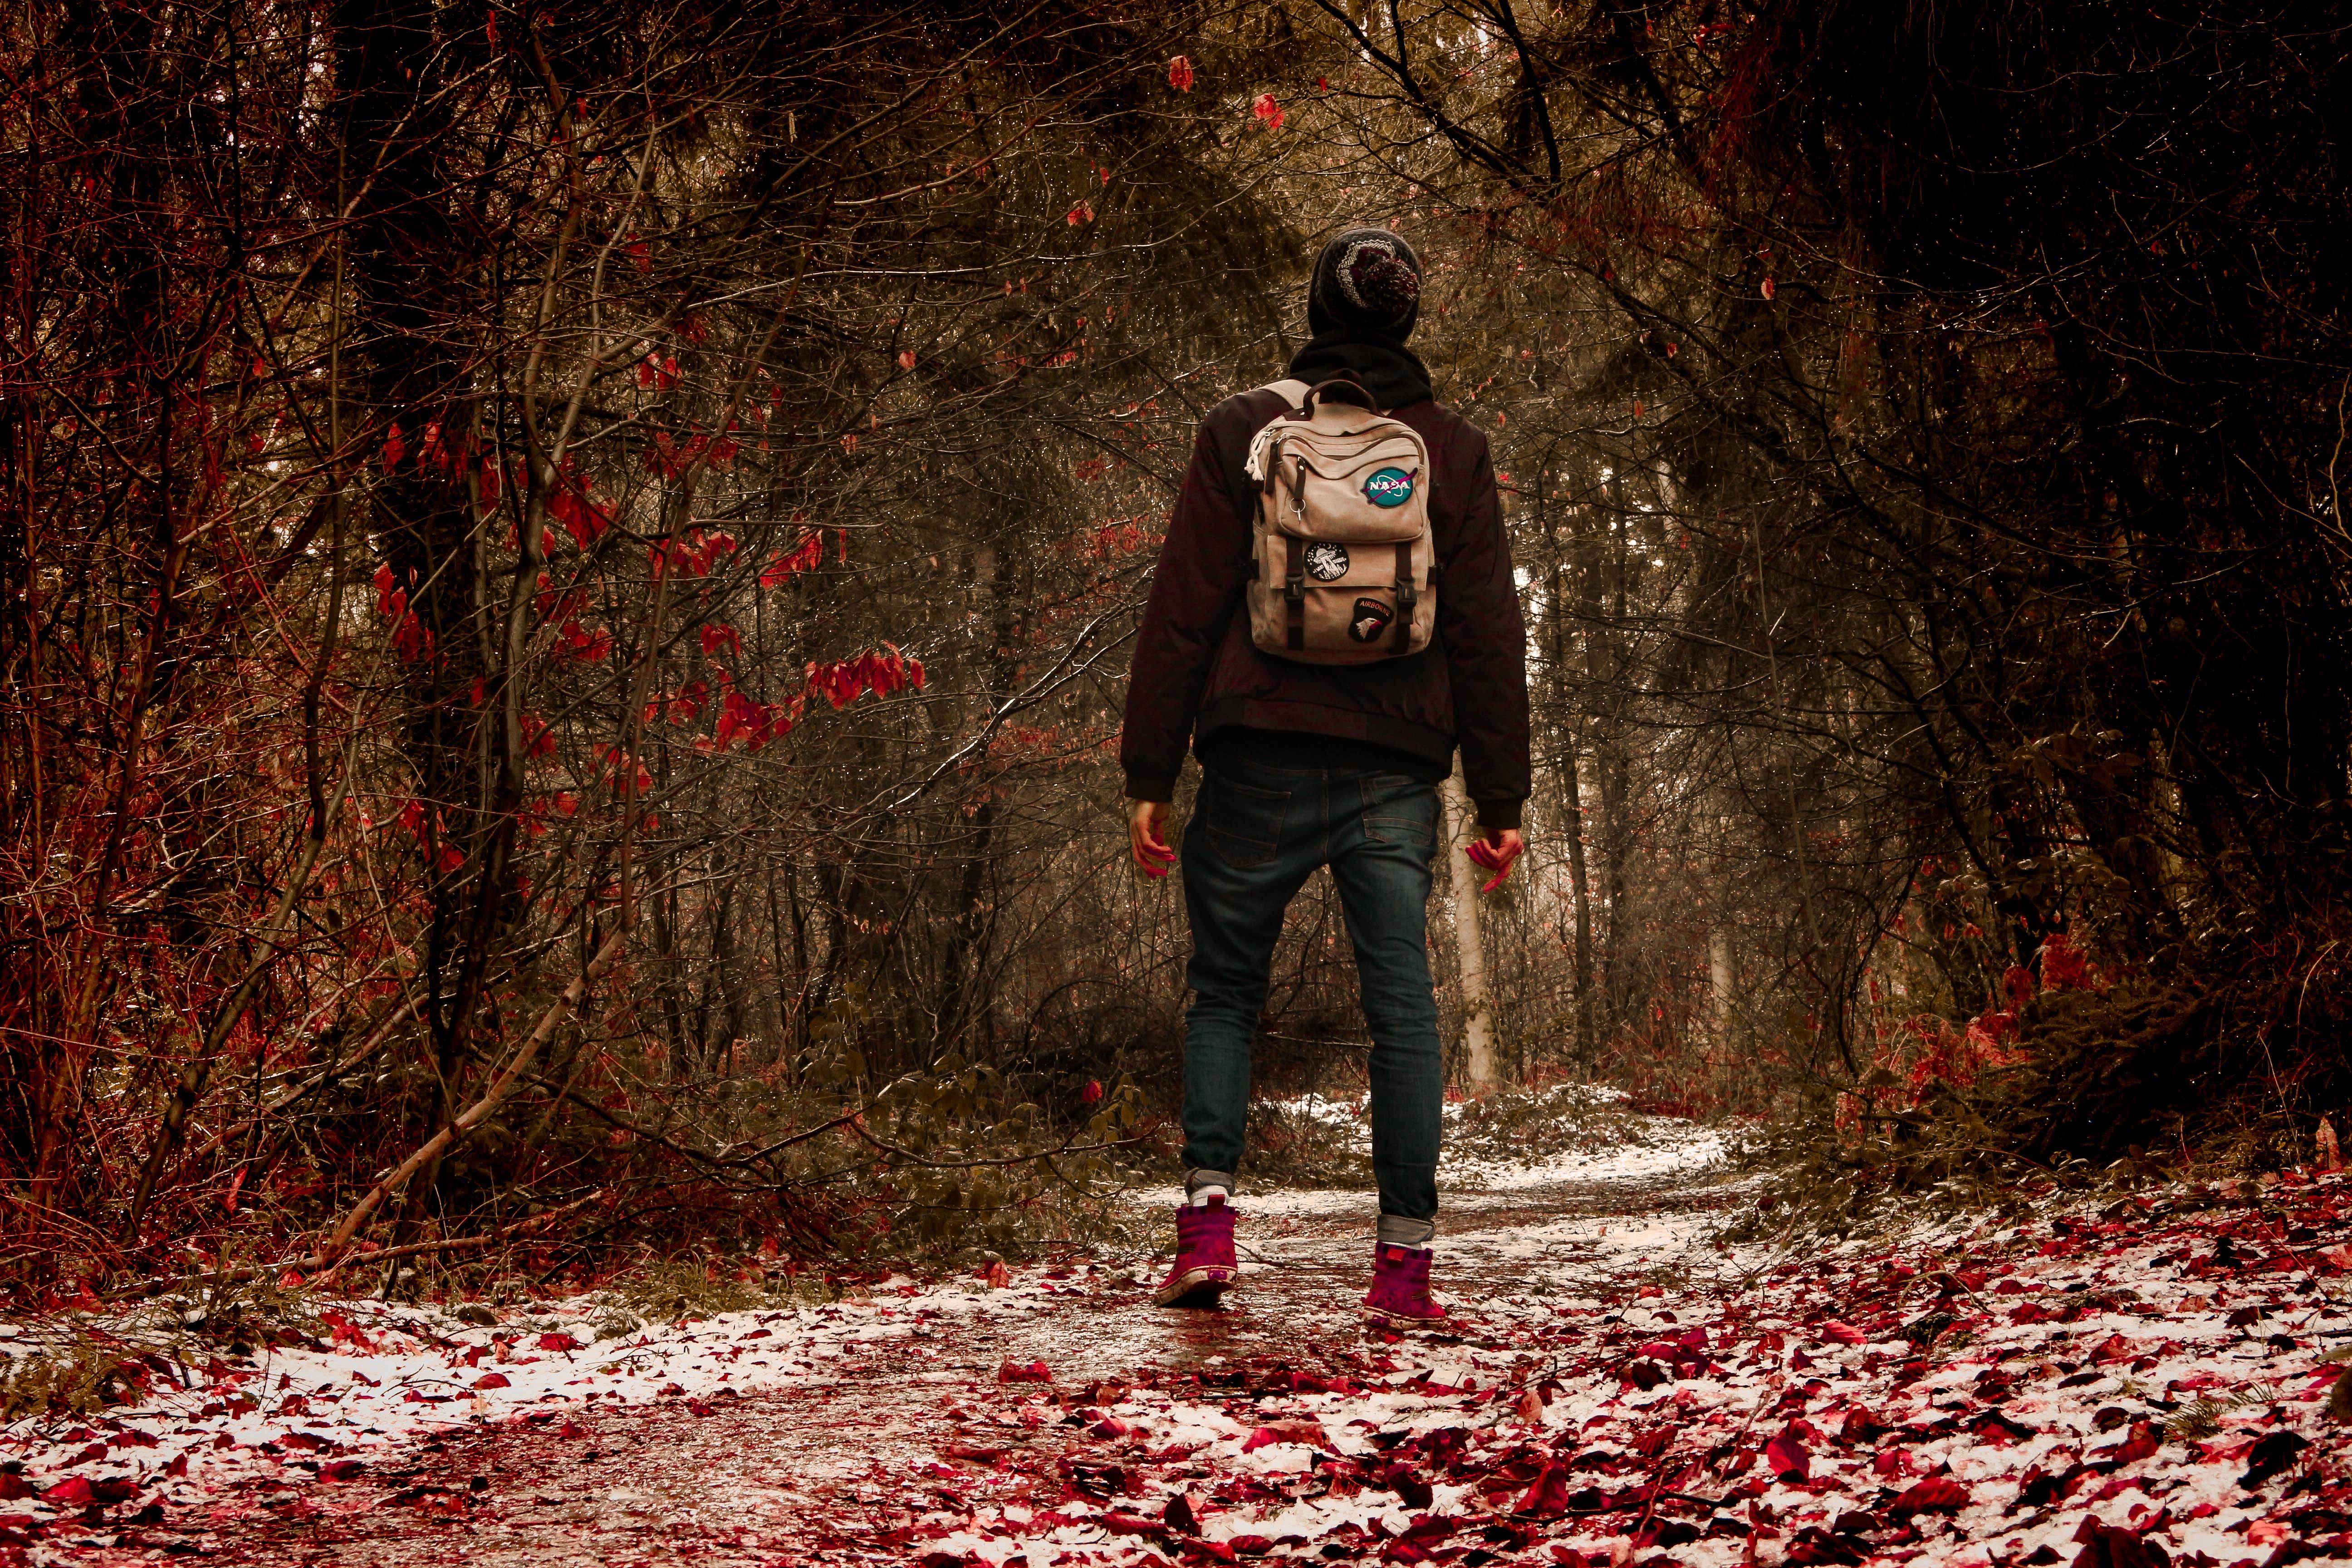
[1259,377,1311,409]
[1240,379,1313,482]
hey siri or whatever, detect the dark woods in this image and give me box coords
[1,0,2346,1299]
[1382,0,2352,1157]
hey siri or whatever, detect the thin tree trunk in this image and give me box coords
[1547,560,1597,1062]
[1585,477,1636,1040]
[1709,919,1737,1044]
[1443,768,1498,1091]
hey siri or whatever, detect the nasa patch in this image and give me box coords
[1303,541,1351,581]
[1362,467,1415,508]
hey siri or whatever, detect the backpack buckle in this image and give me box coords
[1284,572,1305,603]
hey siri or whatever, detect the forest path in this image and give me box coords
[33,1127,2352,1568]
[355,1140,1734,1567]
[45,1126,1744,1567]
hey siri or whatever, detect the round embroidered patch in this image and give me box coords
[1362,467,1415,508]
[1303,541,1351,581]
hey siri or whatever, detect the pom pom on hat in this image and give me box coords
[1307,228,1425,338]
[1338,239,1420,317]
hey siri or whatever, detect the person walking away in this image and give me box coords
[1119,228,1531,1324]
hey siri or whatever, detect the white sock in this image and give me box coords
[1377,1214,1436,1247]
[1190,1186,1230,1207]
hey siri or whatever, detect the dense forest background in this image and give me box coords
[5,0,2349,1301]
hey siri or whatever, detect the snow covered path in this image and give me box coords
[15,1122,2352,1568]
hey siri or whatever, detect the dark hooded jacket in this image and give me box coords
[1117,373,1532,829]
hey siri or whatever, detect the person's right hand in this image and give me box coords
[1130,799,1176,878]
[1465,826,1524,892]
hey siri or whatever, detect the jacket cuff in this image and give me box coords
[1125,769,1180,804]
[1473,796,1524,831]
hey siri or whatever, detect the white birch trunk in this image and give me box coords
[1710,923,1737,1042]
[1443,769,1498,1091]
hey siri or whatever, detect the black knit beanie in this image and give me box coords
[1306,228,1423,339]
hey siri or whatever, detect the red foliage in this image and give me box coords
[762,530,827,587]
[805,646,925,710]
[2039,931,2097,991]
[550,484,614,551]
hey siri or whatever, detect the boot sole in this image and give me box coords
[1361,1303,1449,1330]
[1153,1268,1236,1309]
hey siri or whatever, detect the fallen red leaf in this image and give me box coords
[471,1372,510,1389]
[1101,1511,1169,1537]
[1784,1524,1866,1564]
[1888,1476,1970,1517]
[43,1476,137,1507]
[1838,1406,1885,1444]
[2073,1519,2173,1568]
[1240,1419,1326,1453]
[1520,1463,1577,1514]
[2092,1421,2161,1467]
[537,1333,582,1352]
[1766,1427,1811,1481]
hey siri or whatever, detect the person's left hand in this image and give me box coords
[1465,827,1524,892]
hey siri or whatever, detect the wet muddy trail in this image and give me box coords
[39,1129,2352,1568]
[106,1148,1743,1566]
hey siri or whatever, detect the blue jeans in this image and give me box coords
[1178,756,1445,1230]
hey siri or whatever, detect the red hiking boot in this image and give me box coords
[1362,1243,1446,1326]
[1154,1196,1238,1308]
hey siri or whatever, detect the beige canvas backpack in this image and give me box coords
[1241,377,1435,663]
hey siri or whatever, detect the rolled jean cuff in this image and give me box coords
[1186,1168,1237,1199]
[1377,1213,1436,1247]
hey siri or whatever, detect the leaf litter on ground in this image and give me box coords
[6,1110,2352,1568]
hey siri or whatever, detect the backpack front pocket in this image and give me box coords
[1250,532,1434,661]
